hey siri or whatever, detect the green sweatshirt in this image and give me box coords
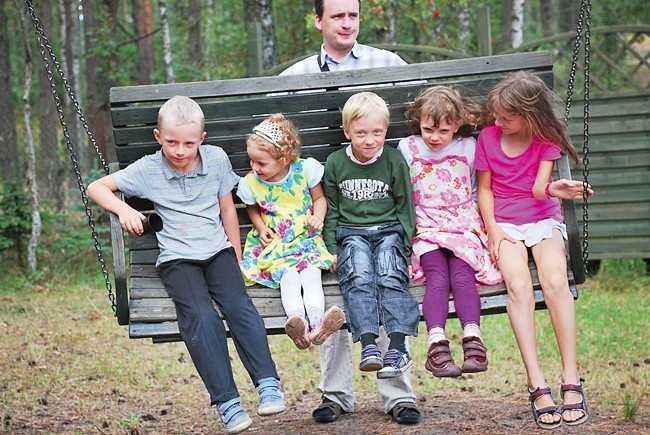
[323,146,415,257]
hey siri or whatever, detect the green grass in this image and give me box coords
[0,259,648,432]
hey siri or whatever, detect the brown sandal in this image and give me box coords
[424,340,462,378]
[461,336,488,373]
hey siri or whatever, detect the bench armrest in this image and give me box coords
[557,154,586,285]
[108,162,129,325]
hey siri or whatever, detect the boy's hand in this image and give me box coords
[307,214,324,231]
[258,227,275,247]
[119,209,148,236]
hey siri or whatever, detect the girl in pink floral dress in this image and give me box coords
[237,114,344,350]
[397,86,502,378]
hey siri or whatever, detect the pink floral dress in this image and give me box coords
[401,135,501,285]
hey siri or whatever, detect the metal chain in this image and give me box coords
[25,0,116,315]
[563,0,591,277]
[581,1,591,273]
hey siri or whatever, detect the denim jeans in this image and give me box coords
[336,223,419,342]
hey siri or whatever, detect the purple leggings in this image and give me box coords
[420,248,481,331]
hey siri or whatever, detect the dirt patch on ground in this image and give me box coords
[6,389,648,434]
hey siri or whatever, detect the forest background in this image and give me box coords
[0,0,647,273]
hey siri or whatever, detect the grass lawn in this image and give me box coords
[0,259,648,433]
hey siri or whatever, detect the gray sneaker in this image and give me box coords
[377,349,413,379]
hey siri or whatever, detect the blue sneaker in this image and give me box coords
[217,397,253,434]
[359,344,383,372]
[377,349,413,379]
[257,377,286,416]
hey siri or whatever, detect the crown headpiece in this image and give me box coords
[252,119,282,148]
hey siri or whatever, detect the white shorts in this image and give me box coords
[498,218,567,247]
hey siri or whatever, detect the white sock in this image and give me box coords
[428,327,446,344]
[463,323,481,339]
[280,270,305,319]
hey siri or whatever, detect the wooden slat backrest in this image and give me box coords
[107,51,581,342]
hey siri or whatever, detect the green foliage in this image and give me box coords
[623,392,641,421]
[0,182,31,256]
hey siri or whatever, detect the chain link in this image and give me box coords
[25,0,117,315]
[581,1,591,274]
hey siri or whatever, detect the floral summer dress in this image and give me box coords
[402,135,502,285]
[239,159,334,288]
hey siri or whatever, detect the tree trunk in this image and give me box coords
[132,0,155,84]
[458,5,471,54]
[539,0,553,37]
[511,0,525,49]
[559,0,579,32]
[258,0,277,70]
[159,0,175,83]
[499,0,513,51]
[18,6,42,272]
[384,0,397,44]
[188,0,201,73]
[203,0,215,80]
[82,0,119,168]
[0,2,21,184]
[38,0,64,210]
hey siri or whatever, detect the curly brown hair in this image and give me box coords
[405,86,483,137]
[247,113,302,166]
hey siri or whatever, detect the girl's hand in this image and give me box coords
[486,226,517,262]
[408,264,414,279]
[258,227,275,248]
[329,255,338,273]
[119,209,148,236]
[549,179,594,200]
[307,214,324,231]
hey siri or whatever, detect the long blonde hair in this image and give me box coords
[486,71,578,163]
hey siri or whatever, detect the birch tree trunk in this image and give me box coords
[38,0,64,210]
[384,0,397,44]
[258,0,277,70]
[203,0,214,80]
[64,0,86,169]
[19,6,42,272]
[159,0,175,83]
[0,2,21,184]
[458,5,471,54]
[511,0,525,49]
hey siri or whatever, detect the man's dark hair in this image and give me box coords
[315,0,361,18]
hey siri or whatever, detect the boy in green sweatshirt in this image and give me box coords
[323,92,419,380]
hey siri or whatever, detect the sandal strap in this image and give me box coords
[561,383,584,395]
[529,385,553,402]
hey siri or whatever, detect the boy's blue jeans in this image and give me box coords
[336,224,419,342]
[159,247,279,406]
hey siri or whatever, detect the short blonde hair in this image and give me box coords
[342,92,389,131]
[247,113,301,166]
[157,95,205,131]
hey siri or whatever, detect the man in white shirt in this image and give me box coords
[280,0,420,426]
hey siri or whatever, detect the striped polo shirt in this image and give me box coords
[112,145,240,266]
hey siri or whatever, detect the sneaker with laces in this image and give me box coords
[257,376,286,416]
[377,349,413,379]
[359,344,383,371]
[285,315,310,349]
[217,397,253,434]
[309,306,345,345]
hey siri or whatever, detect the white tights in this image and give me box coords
[280,267,325,328]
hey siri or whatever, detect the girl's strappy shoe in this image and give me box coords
[528,384,562,430]
[460,336,488,373]
[561,380,589,426]
[424,340,462,378]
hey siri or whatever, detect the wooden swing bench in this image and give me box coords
[108,51,584,343]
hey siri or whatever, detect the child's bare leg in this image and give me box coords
[532,231,584,423]
[498,240,559,425]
